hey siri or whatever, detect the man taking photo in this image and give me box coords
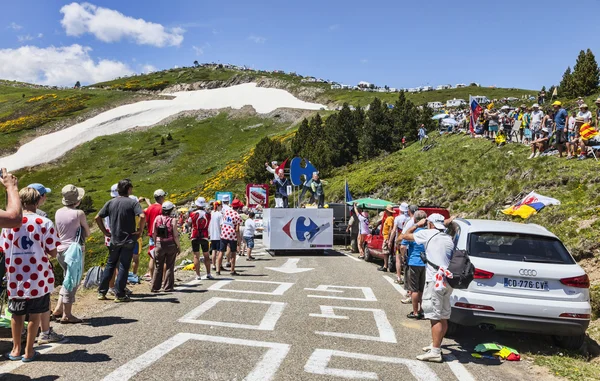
[96,179,145,302]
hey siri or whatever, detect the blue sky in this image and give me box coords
[1,0,598,89]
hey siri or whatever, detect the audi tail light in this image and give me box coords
[560,274,590,288]
[473,268,494,279]
[454,302,495,311]
[559,313,591,320]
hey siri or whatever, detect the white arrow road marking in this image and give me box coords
[304,285,377,301]
[310,306,397,343]
[208,279,294,296]
[266,258,314,274]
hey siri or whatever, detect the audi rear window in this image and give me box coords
[468,232,575,264]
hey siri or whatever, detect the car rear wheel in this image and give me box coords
[364,246,372,262]
[446,321,460,337]
[553,334,586,350]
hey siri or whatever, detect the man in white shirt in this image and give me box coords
[243,212,261,260]
[530,104,544,139]
[208,202,223,271]
[401,213,456,363]
[389,202,410,285]
[577,104,592,123]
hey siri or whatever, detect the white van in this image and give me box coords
[427,101,444,109]
[446,98,467,107]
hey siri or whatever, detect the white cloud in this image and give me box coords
[248,35,266,44]
[18,35,34,42]
[0,44,133,86]
[192,45,204,56]
[60,2,184,47]
[8,22,22,30]
[141,64,157,73]
[38,33,44,38]
[360,59,369,64]
[328,24,340,31]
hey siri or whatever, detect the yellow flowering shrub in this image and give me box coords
[169,151,252,205]
[26,94,57,103]
[0,94,90,133]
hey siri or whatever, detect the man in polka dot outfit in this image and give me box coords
[0,187,59,362]
[218,204,242,276]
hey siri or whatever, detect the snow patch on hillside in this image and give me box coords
[0,83,325,171]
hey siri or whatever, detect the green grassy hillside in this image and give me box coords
[13,113,292,269]
[0,84,138,154]
[326,134,599,261]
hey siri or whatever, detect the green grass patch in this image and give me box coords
[0,85,135,154]
[326,134,600,260]
[10,113,292,272]
[534,353,600,381]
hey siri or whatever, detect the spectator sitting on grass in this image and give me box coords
[577,122,600,160]
[528,129,550,159]
[566,116,584,159]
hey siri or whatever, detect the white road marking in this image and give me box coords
[311,306,397,343]
[102,333,290,381]
[266,258,314,273]
[341,252,362,262]
[178,297,286,331]
[305,285,377,301]
[304,348,440,381]
[208,279,294,296]
[383,275,408,297]
[174,278,202,291]
[0,342,62,376]
[309,305,349,320]
[446,354,477,381]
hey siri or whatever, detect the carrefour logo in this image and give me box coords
[14,236,34,250]
[282,217,330,243]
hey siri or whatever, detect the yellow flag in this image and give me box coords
[487,101,494,110]
[552,87,558,97]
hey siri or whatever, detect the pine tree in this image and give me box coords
[541,86,546,92]
[166,132,173,141]
[160,137,165,145]
[153,148,158,156]
[291,118,311,156]
[559,67,574,98]
[78,195,96,215]
[359,119,378,159]
[335,103,358,163]
[580,49,600,95]
[308,114,323,147]
[245,137,289,183]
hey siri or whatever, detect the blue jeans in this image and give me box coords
[98,242,135,298]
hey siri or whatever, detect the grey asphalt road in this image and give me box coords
[0,240,553,381]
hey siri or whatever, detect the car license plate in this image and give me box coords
[504,278,548,291]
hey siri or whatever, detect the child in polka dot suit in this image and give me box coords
[0,187,59,362]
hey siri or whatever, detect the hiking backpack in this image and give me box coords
[422,232,475,290]
[155,215,174,240]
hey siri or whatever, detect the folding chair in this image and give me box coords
[589,145,600,161]
[509,120,521,142]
